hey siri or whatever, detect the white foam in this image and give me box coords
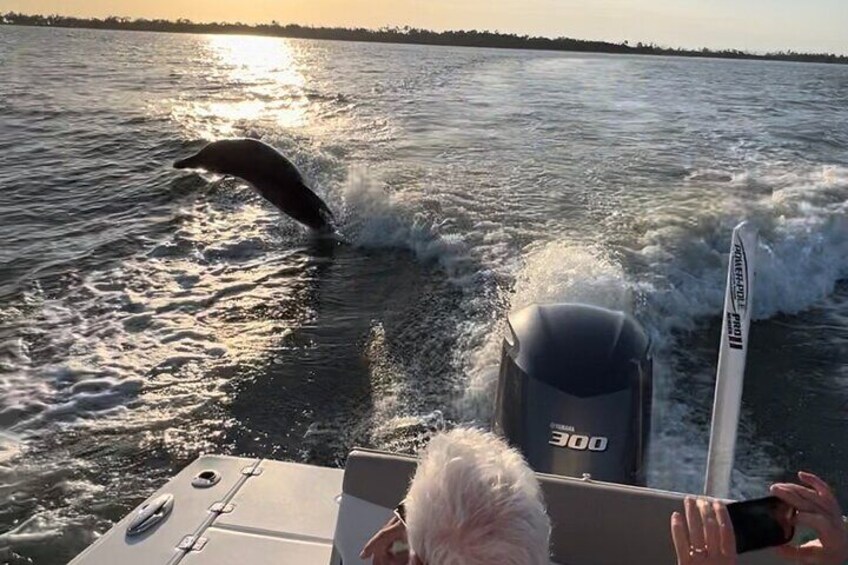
[340,169,476,281]
[4,150,846,522]
[358,321,449,454]
[0,197,317,437]
[461,242,643,417]
[640,163,848,325]
[0,469,105,549]
[458,161,848,496]
[686,169,735,183]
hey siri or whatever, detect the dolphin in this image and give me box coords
[174,139,335,232]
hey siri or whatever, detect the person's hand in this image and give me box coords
[770,471,848,565]
[360,514,409,565]
[671,497,737,564]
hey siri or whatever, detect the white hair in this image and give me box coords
[405,428,551,565]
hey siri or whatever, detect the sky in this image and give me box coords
[2,0,846,55]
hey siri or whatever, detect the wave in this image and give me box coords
[339,168,486,286]
[641,163,848,328]
[0,189,318,437]
[3,150,846,517]
[458,161,848,495]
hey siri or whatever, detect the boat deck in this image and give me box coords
[70,452,778,564]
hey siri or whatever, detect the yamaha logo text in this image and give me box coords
[549,423,608,452]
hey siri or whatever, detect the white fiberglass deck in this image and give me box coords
[70,452,777,565]
[68,456,343,565]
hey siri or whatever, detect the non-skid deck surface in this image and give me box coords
[68,456,343,565]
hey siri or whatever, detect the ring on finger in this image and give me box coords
[689,546,707,557]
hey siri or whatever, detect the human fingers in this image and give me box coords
[772,544,802,562]
[786,482,836,517]
[360,528,389,558]
[685,497,707,551]
[714,501,737,557]
[360,531,380,558]
[794,511,840,540]
[372,548,407,565]
[699,499,722,558]
[671,511,693,565]
[384,548,410,565]
[798,472,842,516]
[360,519,404,559]
[770,484,825,515]
[794,541,835,565]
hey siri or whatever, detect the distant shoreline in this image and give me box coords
[3,12,847,65]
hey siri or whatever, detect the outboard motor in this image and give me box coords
[494,303,652,486]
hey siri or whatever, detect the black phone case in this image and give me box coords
[727,497,795,554]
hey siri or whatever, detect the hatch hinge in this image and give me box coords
[178,535,208,552]
[209,502,235,514]
[241,465,263,476]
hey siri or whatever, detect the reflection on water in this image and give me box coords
[210,34,303,87]
[2,25,848,565]
[171,35,309,138]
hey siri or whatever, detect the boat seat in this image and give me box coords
[335,448,777,565]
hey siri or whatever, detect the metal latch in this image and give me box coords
[209,502,235,513]
[241,465,263,476]
[178,535,208,551]
[126,493,174,537]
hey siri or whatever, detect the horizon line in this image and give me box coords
[3,12,847,63]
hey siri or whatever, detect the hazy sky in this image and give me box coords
[2,0,846,55]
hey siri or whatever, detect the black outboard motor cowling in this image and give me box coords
[494,304,652,486]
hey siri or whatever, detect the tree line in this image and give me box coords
[3,12,846,65]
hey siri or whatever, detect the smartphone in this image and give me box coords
[727,496,796,554]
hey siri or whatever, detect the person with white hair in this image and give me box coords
[360,427,552,565]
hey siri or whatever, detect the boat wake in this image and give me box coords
[459,161,848,496]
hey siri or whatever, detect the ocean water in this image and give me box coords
[1,25,847,563]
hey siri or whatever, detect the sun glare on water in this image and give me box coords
[171,34,310,138]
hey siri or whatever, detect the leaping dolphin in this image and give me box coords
[174,139,335,232]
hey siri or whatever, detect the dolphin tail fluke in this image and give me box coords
[173,155,201,169]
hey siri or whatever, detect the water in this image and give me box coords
[1,25,847,563]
